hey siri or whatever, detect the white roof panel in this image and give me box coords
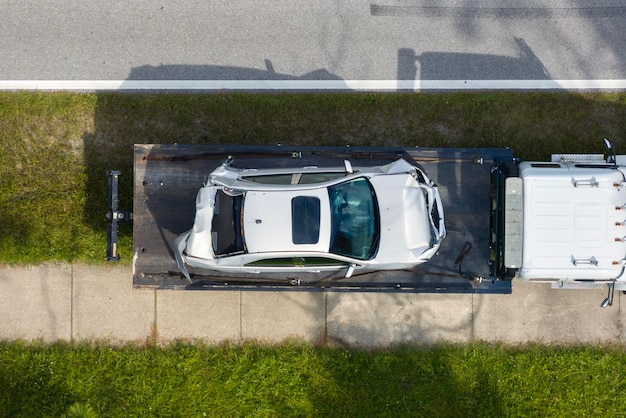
[243,188,331,254]
[518,162,626,280]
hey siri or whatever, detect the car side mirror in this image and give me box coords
[344,160,353,174]
[345,263,356,278]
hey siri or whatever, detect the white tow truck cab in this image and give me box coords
[505,140,626,306]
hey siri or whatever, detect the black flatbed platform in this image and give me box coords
[133,144,515,293]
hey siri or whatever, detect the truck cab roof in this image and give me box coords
[513,161,626,281]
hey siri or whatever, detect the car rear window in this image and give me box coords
[211,190,245,256]
[291,196,320,244]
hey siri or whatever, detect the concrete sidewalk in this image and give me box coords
[0,264,623,346]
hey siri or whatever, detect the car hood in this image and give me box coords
[369,174,434,265]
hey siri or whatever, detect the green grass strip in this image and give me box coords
[1,340,625,417]
[1,92,625,263]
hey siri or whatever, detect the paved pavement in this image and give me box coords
[0,264,623,346]
[2,1,624,82]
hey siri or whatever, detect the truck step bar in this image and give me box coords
[504,177,523,269]
[551,282,605,290]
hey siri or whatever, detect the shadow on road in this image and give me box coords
[127,59,344,81]
[398,38,550,82]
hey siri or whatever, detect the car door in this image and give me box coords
[243,256,352,274]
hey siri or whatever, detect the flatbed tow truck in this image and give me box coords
[111,142,624,306]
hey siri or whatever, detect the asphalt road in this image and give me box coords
[1,0,625,86]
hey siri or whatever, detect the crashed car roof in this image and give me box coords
[243,187,332,253]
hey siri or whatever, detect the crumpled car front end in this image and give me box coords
[174,186,219,281]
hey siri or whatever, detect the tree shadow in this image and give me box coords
[0,345,76,417]
[309,344,504,416]
[569,0,626,78]
[380,1,626,81]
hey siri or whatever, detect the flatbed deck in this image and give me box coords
[133,144,515,293]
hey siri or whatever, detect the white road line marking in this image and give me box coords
[0,79,625,91]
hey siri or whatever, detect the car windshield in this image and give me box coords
[328,177,379,260]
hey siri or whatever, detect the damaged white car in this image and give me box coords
[175,158,446,280]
